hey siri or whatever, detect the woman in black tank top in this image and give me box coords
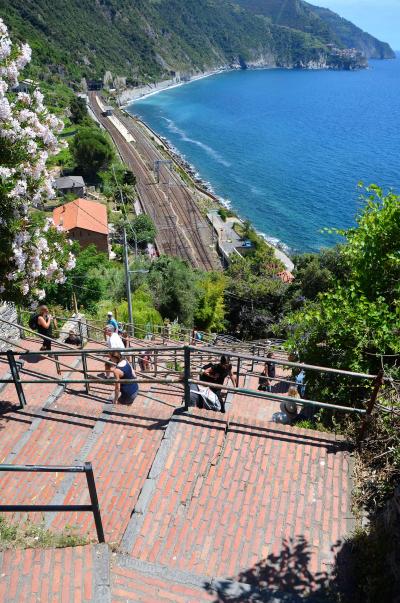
[37,305,54,350]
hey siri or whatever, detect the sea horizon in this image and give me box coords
[128,55,400,254]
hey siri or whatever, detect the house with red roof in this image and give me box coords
[53,198,109,253]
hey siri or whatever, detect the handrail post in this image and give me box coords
[55,354,61,375]
[358,368,384,444]
[17,308,25,339]
[236,356,241,388]
[183,346,191,411]
[78,320,84,349]
[251,346,255,372]
[81,351,89,394]
[84,462,105,543]
[7,349,26,409]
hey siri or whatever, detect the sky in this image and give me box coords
[314,0,400,49]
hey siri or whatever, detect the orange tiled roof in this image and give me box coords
[53,198,108,235]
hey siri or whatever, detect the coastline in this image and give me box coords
[121,68,295,268]
[121,101,294,271]
[119,68,227,107]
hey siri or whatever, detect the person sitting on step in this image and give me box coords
[110,351,139,405]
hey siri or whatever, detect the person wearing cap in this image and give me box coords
[104,312,119,339]
[104,325,125,378]
[64,329,82,346]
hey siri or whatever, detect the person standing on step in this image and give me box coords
[104,311,119,339]
[37,305,56,351]
[258,362,269,391]
[265,352,276,392]
[104,325,125,378]
[110,351,139,405]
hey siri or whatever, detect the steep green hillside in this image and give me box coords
[308,3,395,59]
[0,0,378,85]
[237,0,395,59]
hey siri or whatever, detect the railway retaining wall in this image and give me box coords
[0,303,19,352]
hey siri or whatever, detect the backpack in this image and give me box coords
[28,313,39,331]
[197,385,221,411]
[189,384,221,412]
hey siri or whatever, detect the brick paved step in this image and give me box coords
[123,408,353,578]
[110,555,307,603]
[50,384,184,543]
[0,339,83,464]
[111,560,214,602]
[1,333,185,543]
[0,543,109,603]
[0,343,104,516]
[230,367,294,423]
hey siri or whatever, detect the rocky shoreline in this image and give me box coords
[119,46,367,107]
[122,107,294,270]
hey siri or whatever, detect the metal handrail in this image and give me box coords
[0,462,105,542]
[19,309,287,355]
[2,317,385,431]
[188,378,366,415]
[187,345,381,381]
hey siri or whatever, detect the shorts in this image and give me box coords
[118,391,138,405]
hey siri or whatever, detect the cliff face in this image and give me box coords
[0,0,388,84]
[309,4,396,59]
[237,0,395,60]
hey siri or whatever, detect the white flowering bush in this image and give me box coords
[0,18,75,305]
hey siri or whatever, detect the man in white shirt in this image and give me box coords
[105,325,124,378]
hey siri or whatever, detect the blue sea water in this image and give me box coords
[128,56,400,253]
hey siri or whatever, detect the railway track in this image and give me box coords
[88,93,219,271]
[118,113,217,270]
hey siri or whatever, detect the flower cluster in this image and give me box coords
[0,18,74,305]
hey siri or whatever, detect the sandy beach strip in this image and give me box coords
[119,68,227,106]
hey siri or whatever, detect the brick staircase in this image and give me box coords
[0,337,354,602]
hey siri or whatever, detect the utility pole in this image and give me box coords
[123,226,134,329]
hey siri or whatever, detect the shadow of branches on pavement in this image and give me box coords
[205,536,339,602]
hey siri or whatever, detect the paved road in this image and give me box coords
[89,93,219,271]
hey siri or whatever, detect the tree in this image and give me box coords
[194,272,226,332]
[114,286,163,332]
[129,214,157,246]
[286,186,400,409]
[113,183,136,210]
[0,19,75,306]
[44,244,114,312]
[72,126,114,179]
[69,95,88,124]
[147,256,199,325]
[285,246,348,310]
[123,170,136,186]
[225,250,288,338]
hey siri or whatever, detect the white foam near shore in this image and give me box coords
[124,97,294,270]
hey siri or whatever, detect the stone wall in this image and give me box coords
[58,313,87,344]
[0,303,19,352]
